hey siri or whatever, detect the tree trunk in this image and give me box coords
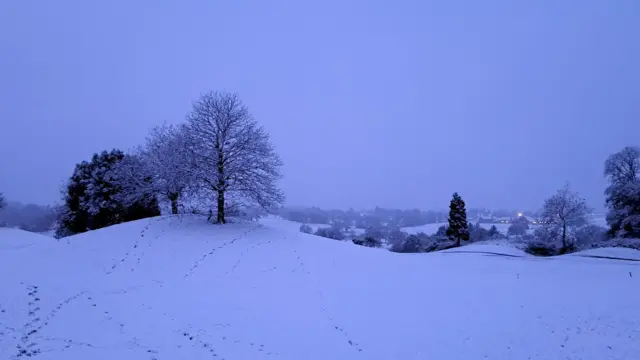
[217,190,225,224]
[168,192,179,215]
[562,223,567,248]
[455,236,460,247]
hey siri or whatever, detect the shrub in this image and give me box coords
[574,224,607,247]
[353,236,382,248]
[299,223,313,234]
[470,227,490,242]
[589,237,640,250]
[315,227,344,240]
[390,234,423,253]
[524,240,557,256]
[435,225,448,237]
[487,225,504,239]
[508,222,528,236]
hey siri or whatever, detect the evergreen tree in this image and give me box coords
[487,225,501,239]
[56,149,160,238]
[446,192,470,247]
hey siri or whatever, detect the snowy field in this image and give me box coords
[1,215,640,360]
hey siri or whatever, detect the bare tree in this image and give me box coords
[114,124,195,214]
[540,184,591,248]
[0,192,5,211]
[605,146,639,186]
[185,91,284,223]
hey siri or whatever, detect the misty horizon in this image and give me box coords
[1,1,638,212]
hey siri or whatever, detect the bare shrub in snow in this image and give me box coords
[299,224,313,234]
[185,91,284,224]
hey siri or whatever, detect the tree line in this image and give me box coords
[301,146,640,255]
[54,91,284,238]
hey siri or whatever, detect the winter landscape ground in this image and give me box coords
[1,215,640,360]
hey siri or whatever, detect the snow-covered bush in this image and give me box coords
[314,227,344,240]
[390,234,454,253]
[524,240,557,256]
[574,224,607,247]
[392,234,423,253]
[590,237,640,250]
[524,227,559,256]
[299,224,313,234]
[435,225,448,237]
[508,222,528,236]
[470,226,490,242]
[352,236,382,248]
[422,236,456,252]
[487,225,505,239]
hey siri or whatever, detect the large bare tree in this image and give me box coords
[186,91,284,223]
[540,184,591,248]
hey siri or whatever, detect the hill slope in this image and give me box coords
[1,215,639,359]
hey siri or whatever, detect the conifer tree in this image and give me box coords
[446,192,470,247]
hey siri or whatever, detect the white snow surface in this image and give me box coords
[568,247,640,261]
[1,215,639,360]
[0,228,53,250]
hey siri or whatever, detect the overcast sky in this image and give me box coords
[1,0,638,211]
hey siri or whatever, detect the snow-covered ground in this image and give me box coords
[1,215,640,359]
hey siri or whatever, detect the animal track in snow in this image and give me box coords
[225,237,275,276]
[184,225,263,278]
[291,248,364,353]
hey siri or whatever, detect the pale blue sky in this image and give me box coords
[1,0,638,211]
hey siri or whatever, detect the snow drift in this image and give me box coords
[1,215,639,359]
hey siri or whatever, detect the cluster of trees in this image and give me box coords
[526,146,640,254]
[0,200,57,232]
[56,91,284,238]
[284,207,453,229]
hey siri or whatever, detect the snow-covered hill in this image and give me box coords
[1,215,639,359]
